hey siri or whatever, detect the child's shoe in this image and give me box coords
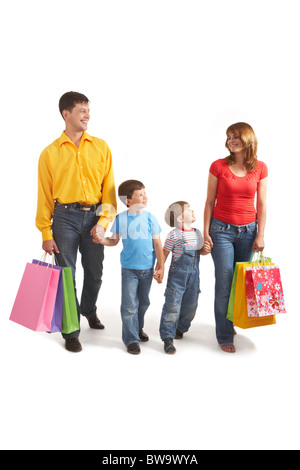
[175,330,183,339]
[127,343,141,355]
[139,329,149,342]
[163,338,176,354]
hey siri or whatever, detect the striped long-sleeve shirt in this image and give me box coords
[163,228,204,260]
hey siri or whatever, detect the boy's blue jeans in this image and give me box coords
[159,248,200,340]
[52,202,104,339]
[209,217,257,345]
[121,267,153,346]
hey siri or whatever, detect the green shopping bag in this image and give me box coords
[227,263,239,322]
[61,267,79,335]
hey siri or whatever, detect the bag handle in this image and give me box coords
[251,251,271,267]
[35,252,55,269]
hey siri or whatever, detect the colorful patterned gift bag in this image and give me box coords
[246,264,286,317]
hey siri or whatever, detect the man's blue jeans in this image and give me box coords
[52,202,104,339]
[121,268,153,346]
[209,217,257,344]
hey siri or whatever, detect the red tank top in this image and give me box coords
[209,158,268,225]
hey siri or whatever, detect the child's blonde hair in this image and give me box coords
[165,201,189,227]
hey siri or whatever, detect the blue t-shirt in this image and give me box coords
[111,210,162,269]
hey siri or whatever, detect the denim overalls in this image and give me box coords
[159,229,201,340]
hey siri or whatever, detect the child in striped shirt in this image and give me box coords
[157,201,211,354]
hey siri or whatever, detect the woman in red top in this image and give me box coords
[204,122,268,352]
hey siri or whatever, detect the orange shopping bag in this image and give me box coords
[233,261,276,329]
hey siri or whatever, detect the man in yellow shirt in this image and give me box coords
[36,91,117,352]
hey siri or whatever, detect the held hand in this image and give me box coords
[253,235,265,252]
[42,239,60,255]
[90,224,106,243]
[202,241,212,254]
[204,235,213,249]
[153,267,164,284]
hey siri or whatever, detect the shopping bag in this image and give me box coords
[227,263,239,322]
[10,258,60,332]
[233,261,276,329]
[32,260,63,332]
[61,267,79,335]
[245,267,259,317]
[246,264,286,317]
[227,252,258,321]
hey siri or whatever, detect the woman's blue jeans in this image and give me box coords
[209,217,257,344]
[52,203,104,339]
[121,268,153,346]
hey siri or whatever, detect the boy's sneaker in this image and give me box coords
[175,330,183,339]
[139,329,149,342]
[163,338,176,355]
[127,343,141,355]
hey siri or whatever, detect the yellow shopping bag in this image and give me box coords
[233,261,276,329]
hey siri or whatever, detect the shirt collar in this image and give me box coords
[59,131,93,147]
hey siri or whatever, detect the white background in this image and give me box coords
[1,0,299,450]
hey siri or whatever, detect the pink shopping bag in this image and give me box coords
[32,260,63,333]
[246,265,286,317]
[10,260,61,331]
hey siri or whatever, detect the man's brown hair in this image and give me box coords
[59,91,89,117]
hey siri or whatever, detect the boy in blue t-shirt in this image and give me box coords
[99,180,164,354]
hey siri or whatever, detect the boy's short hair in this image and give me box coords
[59,91,89,117]
[165,201,189,227]
[118,180,145,207]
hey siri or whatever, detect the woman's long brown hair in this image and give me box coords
[225,122,258,172]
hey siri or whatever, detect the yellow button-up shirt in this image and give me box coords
[36,131,117,241]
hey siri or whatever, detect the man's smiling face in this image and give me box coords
[64,102,90,132]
